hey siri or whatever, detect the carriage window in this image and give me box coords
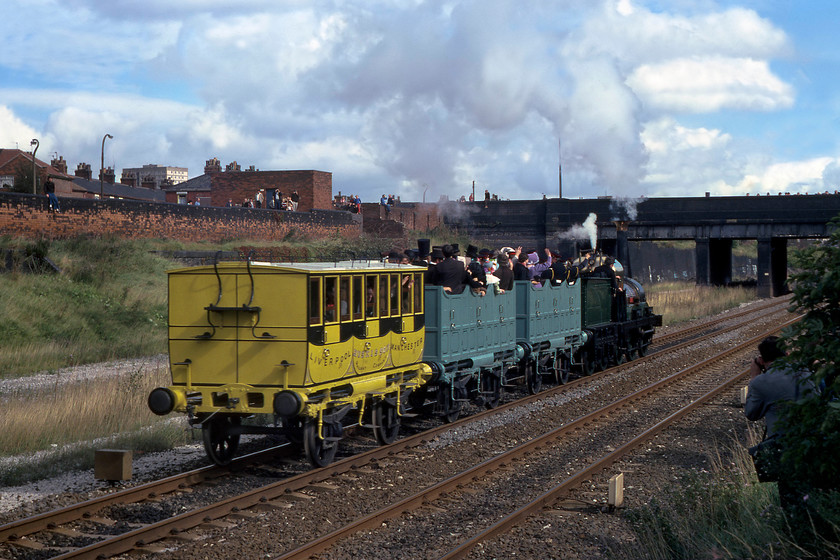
[308,277,322,325]
[379,275,389,317]
[324,276,338,323]
[390,274,400,315]
[352,276,363,320]
[414,273,423,313]
[339,276,351,321]
[401,273,413,314]
[366,275,378,317]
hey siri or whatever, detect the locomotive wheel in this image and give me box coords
[202,416,241,466]
[437,385,461,423]
[616,350,628,366]
[527,359,543,394]
[638,341,649,357]
[481,371,502,409]
[579,351,595,376]
[303,419,340,468]
[373,401,400,445]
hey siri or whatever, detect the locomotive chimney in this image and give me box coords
[614,220,631,278]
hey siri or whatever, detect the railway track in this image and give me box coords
[269,317,798,559]
[0,297,795,560]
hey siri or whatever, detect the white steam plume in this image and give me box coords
[609,196,643,221]
[556,212,598,251]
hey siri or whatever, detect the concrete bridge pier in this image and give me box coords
[757,237,788,298]
[695,238,732,287]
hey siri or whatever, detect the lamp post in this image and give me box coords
[30,139,39,194]
[100,133,113,198]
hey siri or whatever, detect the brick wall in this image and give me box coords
[360,201,444,233]
[165,170,332,211]
[0,192,361,242]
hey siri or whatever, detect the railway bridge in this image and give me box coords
[441,193,840,298]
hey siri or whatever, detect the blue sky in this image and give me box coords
[2,0,839,203]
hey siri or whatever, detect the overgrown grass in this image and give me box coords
[0,361,194,486]
[615,435,840,559]
[646,282,758,326]
[0,236,172,377]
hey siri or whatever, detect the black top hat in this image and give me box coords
[430,247,445,260]
[478,248,492,257]
[450,243,460,254]
[417,239,431,258]
[466,245,479,258]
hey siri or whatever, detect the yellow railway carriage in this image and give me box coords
[148,258,433,467]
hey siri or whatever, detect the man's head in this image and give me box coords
[758,336,786,363]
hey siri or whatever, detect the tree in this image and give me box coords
[778,215,840,488]
[11,163,40,194]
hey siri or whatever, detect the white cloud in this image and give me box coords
[0,0,819,203]
[628,57,795,112]
[0,106,38,147]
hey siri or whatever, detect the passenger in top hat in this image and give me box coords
[417,239,431,260]
[492,252,514,292]
[465,245,487,295]
[429,244,467,294]
[425,246,445,283]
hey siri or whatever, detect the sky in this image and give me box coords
[2,0,839,203]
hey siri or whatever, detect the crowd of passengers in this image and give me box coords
[382,240,620,296]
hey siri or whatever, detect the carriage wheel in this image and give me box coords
[303,418,339,468]
[637,340,650,357]
[555,352,571,385]
[281,417,305,449]
[481,371,502,409]
[202,416,241,466]
[437,384,461,423]
[527,359,543,394]
[373,400,401,445]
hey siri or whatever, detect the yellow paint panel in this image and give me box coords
[243,272,308,328]
[169,271,237,327]
[307,339,354,384]
[352,335,391,374]
[169,326,238,341]
[238,341,308,387]
[169,339,237,386]
[390,328,425,367]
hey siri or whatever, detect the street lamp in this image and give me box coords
[30,139,39,194]
[100,133,113,198]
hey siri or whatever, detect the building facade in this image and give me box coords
[120,164,188,189]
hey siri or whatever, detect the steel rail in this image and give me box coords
[272,316,800,560]
[438,369,749,560]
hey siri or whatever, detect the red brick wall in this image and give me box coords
[164,170,332,210]
[0,192,361,242]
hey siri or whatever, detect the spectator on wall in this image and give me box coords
[291,190,300,211]
[44,178,60,213]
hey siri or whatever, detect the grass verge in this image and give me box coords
[646,282,758,326]
[616,435,840,559]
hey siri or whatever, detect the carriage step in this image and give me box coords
[323,437,342,442]
[399,412,418,418]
